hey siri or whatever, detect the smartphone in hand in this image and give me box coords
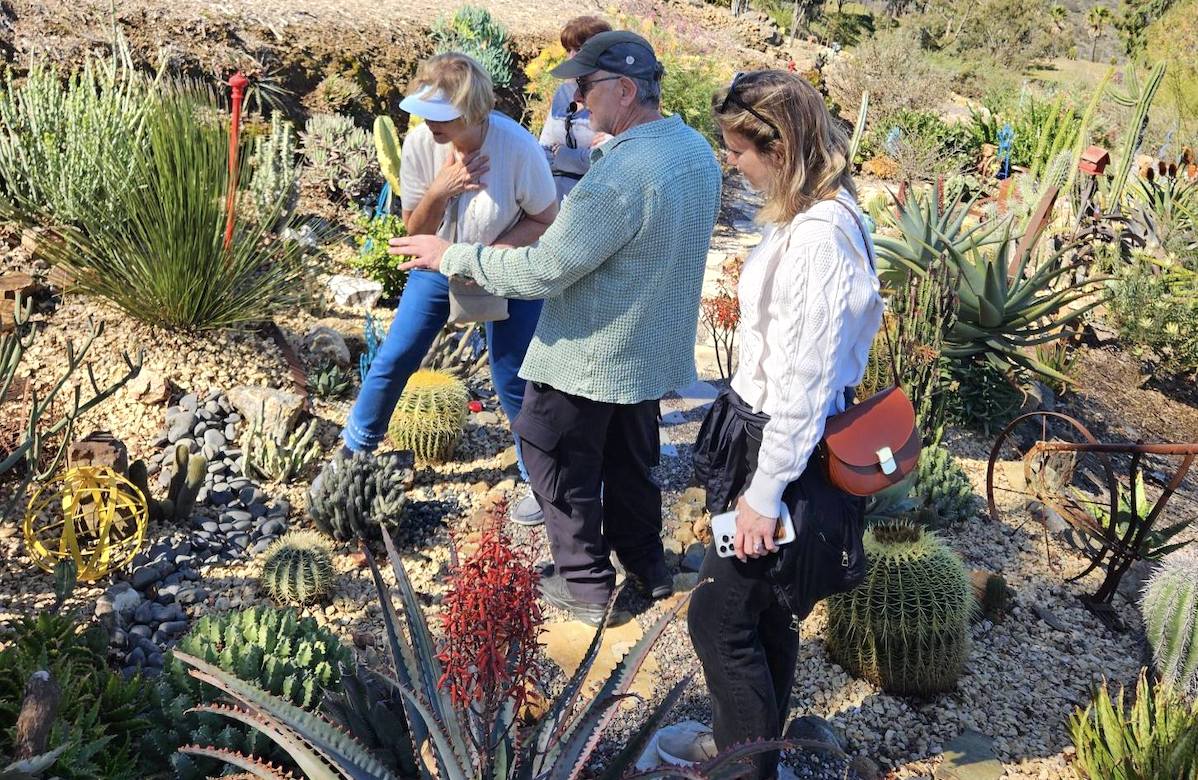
[712,502,795,558]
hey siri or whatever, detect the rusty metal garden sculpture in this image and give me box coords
[986,411,1197,625]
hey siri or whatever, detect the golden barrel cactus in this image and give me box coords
[387,370,469,463]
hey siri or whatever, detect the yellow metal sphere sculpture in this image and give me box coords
[23,466,149,582]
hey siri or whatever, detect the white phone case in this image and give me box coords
[712,502,795,558]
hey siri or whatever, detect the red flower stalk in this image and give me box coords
[437,503,543,727]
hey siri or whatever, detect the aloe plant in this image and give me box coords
[876,193,1108,382]
[177,530,840,779]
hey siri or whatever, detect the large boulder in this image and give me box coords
[227,385,305,441]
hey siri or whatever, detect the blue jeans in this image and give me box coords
[343,270,541,480]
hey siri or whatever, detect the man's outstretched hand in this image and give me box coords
[391,235,451,272]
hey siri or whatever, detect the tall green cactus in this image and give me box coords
[374,115,402,211]
[1140,548,1198,700]
[1108,62,1167,209]
[387,369,468,463]
[825,522,974,695]
[147,605,350,780]
[308,450,413,542]
[260,531,336,605]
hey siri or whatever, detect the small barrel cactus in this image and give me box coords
[910,443,976,527]
[261,530,336,605]
[826,521,974,695]
[309,450,414,542]
[387,369,468,463]
[1140,547,1198,700]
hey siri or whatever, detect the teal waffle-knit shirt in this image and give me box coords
[440,114,722,405]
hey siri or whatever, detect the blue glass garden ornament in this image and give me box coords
[996,123,1014,181]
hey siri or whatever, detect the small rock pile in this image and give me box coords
[144,391,291,560]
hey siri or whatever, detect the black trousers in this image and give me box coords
[512,381,665,604]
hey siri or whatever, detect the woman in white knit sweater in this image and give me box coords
[682,71,883,777]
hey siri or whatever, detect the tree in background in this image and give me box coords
[1115,0,1175,54]
[1087,6,1113,60]
[1051,3,1068,32]
[1143,0,1198,131]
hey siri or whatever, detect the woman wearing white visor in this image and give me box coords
[337,53,558,525]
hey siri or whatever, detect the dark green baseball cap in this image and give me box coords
[549,30,664,81]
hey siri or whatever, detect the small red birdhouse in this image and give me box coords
[1079,146,1111,176]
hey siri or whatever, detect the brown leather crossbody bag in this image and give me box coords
[819,201,920,496]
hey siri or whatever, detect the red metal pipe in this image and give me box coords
[223,72,250,251]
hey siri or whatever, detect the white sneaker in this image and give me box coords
[657,724,718,766]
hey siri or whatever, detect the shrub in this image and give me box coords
[523,41,568,136]
[1140,547,1198,700]
[352,213,408,298]
[300,113,380,204]
[0,614,151,780]
[914,0,1057,66]
[1067,670,1198,779]
[431,6,514,89]
[861,109,976,179]
[825,27,952,125]
[147,606,350,780]
[825,522,974,694]
[0,35,151,228]
[42,86,312,331]
[1107,260,1198,376]
[1143,0,1198,126]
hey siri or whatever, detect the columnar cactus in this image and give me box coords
[387,369,468,463]
[910,443,976,527]
[1140,547,1198,700]
[374,115,402,201]
[260,530,336,605]
[825,522,974,695]
[127,443,206,522]
[308,450,414,542]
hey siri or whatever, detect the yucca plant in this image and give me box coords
[876,192,1108,383]
[1067,670,1198,779]
[176,529,833,779]
[39,84,315,331]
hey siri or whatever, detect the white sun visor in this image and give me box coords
[399,86,463,121]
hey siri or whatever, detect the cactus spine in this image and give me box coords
[308,450,413,542]
[127,443,205,522]
[260,531,336,605]
[387,369,468,463]
[825,522,974,695]
[1140,547,1198,700]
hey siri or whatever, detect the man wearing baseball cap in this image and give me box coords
[393,30,722,626]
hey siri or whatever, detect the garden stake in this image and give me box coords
[223,71,249,251]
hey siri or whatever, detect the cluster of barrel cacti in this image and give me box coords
[127,443,205,522]
[260,530,336,605]
[387,369,468,463]
[825,522,974,695]
[1140,547,1198,700]
[308,450,413,542]
[147,605,350,779]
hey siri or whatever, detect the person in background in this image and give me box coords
[390,32,722,626]
[538,15,612,201]
[323,53,558,527]
[679,70,883,777]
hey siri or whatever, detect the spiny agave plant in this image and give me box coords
[176,528,835,779]
[875,192,1109,383]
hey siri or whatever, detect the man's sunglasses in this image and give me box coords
[575,74,623,99]
[717,72,780,140]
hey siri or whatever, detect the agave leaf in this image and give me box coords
[174,652,399,780]
[378,532,475,768]
[177,745,301,779]
[699,738,843,780]
[383,681,472,780]
[596,673,694,780]
[978,262,1006,328]
[545,694,640,780]
[187,703,335,779]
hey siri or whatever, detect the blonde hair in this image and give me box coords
[712,70,856,224]
[409,53,495,126]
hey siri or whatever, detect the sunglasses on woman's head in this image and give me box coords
[718,71,780,140]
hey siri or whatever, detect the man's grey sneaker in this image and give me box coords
[537,573,610,627]
[510,488,544,526]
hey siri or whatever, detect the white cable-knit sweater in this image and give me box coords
[731,189,884,518]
